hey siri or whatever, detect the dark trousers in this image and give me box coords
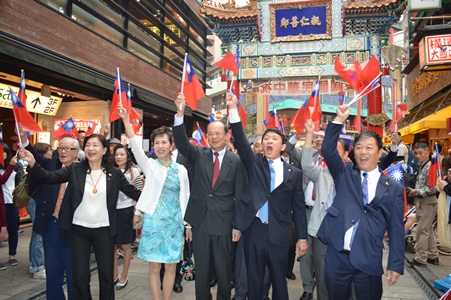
[70,225,115,300]
[192,219,233,300]
[325,247,382,300]
[43,217,73,300]
[244,220,289,300]
[5,204,18,256]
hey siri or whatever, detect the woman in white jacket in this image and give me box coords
[117,105,190,300]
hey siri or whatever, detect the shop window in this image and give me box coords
[71,4,124,46]
[38,0,68,14]
[128,39,159,67]
[128,20,161,51]
[77,0,125,29]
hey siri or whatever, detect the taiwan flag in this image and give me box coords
[428,144,441,187]
[335,58,362,92]
[126,84,142,135]
[193,123,208,147]
[0,124,4,167]
[53,117,79,140]
[9,88,42,132]
[85,120,95,136]
[214,51,239,76]
[182,55,205,111]
[383,162,408,218]
[109,68,128,123]
[231,86,248,128]
[264,104,278,129]
[291,78,322,133]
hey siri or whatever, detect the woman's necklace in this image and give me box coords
[89,170,103,194]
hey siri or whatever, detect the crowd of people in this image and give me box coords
[1,91,451,300]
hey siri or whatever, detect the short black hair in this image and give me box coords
[78,130,86,134]
[337,138,349,152]
[262,128,286,144]
[354,131,382,150]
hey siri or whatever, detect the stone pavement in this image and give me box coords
[0,224,449,299]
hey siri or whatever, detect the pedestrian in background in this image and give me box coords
[26,142,52,279]
[112,144,143,290]
[1,144,22,270]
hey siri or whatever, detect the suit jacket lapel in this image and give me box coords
[106,169,113,196]
[257,155,271,193]
[203,149,214,186]
[352,169,364,207]
[371,174,389,205]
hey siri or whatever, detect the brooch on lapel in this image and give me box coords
[385,182,389,186]
[108,173,112,180]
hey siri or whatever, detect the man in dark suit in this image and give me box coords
[173,93,247,300]
[226,92,308,300]
[317,104,405,300]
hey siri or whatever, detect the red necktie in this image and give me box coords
[212,152,219,187]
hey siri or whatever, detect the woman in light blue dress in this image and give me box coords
[118,105,190,300]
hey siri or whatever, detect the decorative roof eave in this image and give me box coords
[343,0,406,11]
[200,0,260,20]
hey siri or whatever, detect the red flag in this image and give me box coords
[335,58,363,92]
[0,124,4,167]
[193,123,208,147]
[355,56,381,89]
[214,51,238,76]
[264,104,278,129]
[53,117,79,140]
[13,131,33,152]
[231,86,247,128]
[9,88,42,132]
[85,120,95,136]
[18,70,27,109]
[428,144,441,187]
[182,55,205,111]
[109,68,128,123]
[291,79,322,134]
[126,84,142,135]
[395,102,408,122]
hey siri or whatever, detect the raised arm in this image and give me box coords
[301,119,321,182]
[226,91,256,170]
[322,105,349,178]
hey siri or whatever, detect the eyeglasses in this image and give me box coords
[57,147,77,152]
[207,132,225,138]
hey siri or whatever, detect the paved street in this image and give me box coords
[0,225,449,299]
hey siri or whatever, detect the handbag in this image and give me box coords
[180,241,195,281]
[12,174,39,209]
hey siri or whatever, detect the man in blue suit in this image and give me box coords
[317,104,405,300]
[227,92,308,300]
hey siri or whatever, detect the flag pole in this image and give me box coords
[180,54,188,111]
[347,73,381,106]
[436,143,442,179]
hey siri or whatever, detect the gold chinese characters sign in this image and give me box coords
[269,0,332,43]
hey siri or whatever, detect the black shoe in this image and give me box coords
[407,258,426,267]
[231,280,235,289]
[427,257,439,265]
[286,271,296,280]
[173,283,183,293]
[299,291,313,300]
[209,279,217,287]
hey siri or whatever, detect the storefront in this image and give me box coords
[0,0,212,148]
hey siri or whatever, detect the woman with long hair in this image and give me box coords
[117,105,190,300]
[1,144,22,270]
[112,144,143,289]
[19,134,141,299]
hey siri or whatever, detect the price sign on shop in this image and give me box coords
[0,83,63,116]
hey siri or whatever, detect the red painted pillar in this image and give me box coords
[366,85,383,136]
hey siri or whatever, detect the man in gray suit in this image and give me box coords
[173,93,247,300]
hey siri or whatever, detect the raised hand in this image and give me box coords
[117,104,128,120]
[225,91,237,109]
[18,147,36,167]
[305,119,314,135]
[335,104,350,123]
[175,93,185,117]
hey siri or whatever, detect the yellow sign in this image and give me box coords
[0,83,62,116]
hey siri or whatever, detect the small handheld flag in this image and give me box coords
[9,88,42,132]
[53,117,79,140]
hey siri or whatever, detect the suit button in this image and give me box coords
[351,220,355,224]
[42,213,44,216]
[363,210,367,213]
[209,194,212,197]
[43,201,46,204]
